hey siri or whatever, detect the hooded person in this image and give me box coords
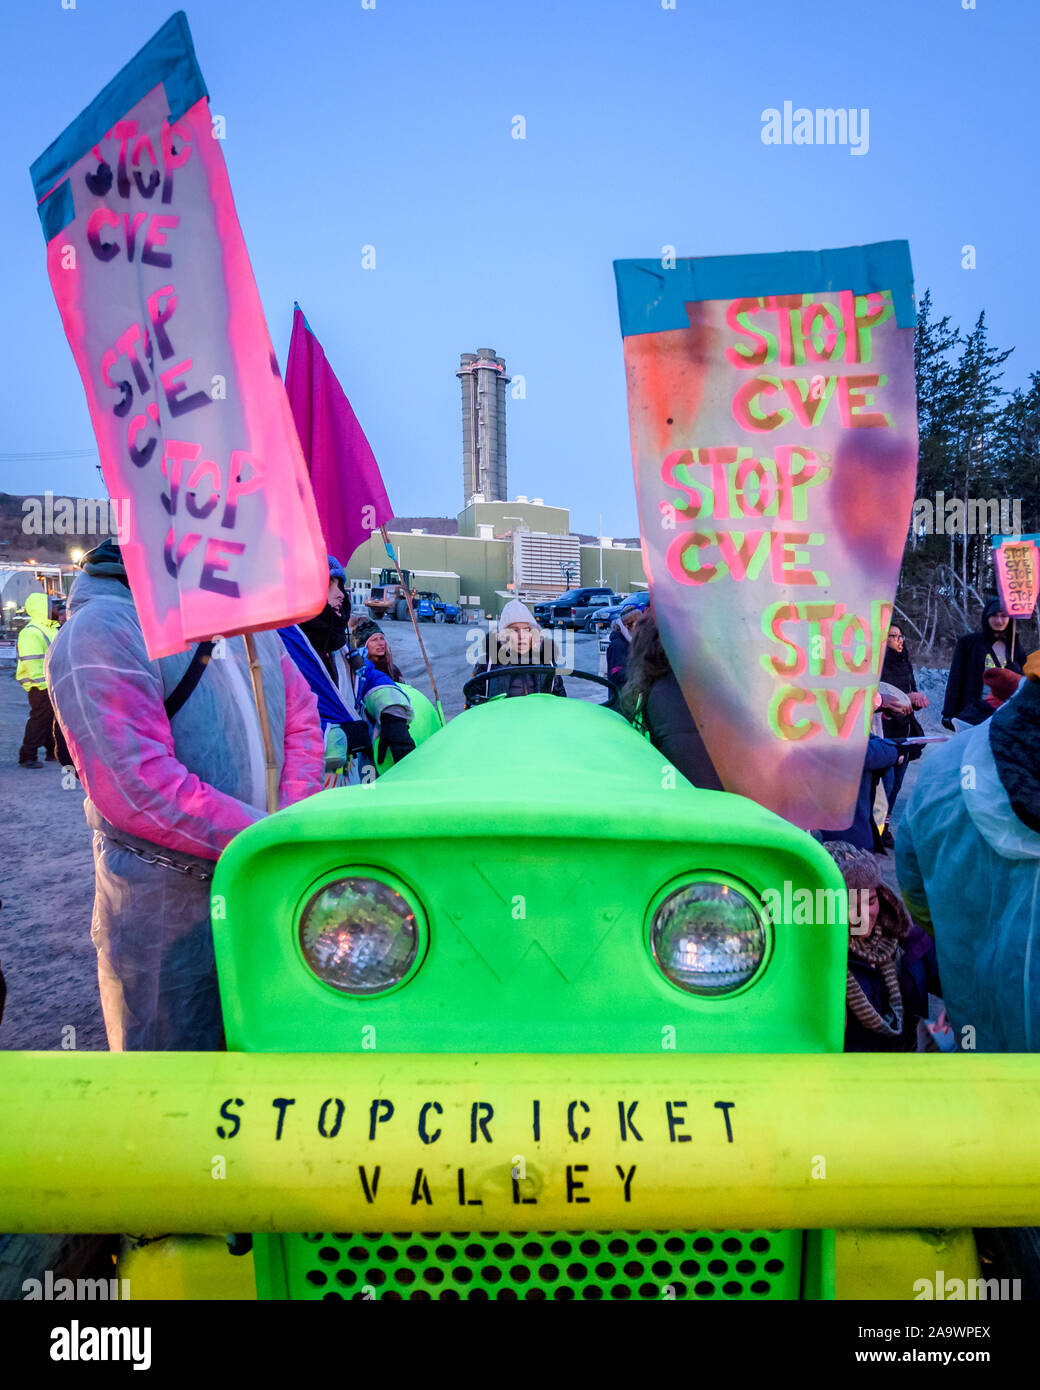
[896,649,1040,1052]
[605,601,642,687]
[16,590,60,767]
[941,597,1026,730]
[822,841,941,1053]
[474,599,566,701]
[279,559,421,782]
[45,540,324,1051]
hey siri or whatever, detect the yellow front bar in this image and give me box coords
[1,1052,1038,1232]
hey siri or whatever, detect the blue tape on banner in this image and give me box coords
[614,240,915,337]
[30,11,208,233]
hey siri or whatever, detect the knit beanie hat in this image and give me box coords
[820,840,913,939]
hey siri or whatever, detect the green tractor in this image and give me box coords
[2,683,1036,1301]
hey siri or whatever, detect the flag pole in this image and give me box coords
[380,526,444,721]
[243,631,280,812]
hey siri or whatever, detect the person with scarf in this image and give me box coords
[942,597,1026,730]
[279,557,416,782]
[605,601,642,687]
[876,621,930,845]
[823,840,941,1052]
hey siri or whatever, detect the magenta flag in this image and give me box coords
[285,306,393,566]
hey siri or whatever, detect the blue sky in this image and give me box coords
[3,0,1035,536]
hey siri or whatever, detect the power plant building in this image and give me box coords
[344,346,647,615]
[457,350,509,507]
[346,498,646,619]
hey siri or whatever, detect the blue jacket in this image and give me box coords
[820,735,898,852]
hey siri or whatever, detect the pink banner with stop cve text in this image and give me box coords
[30,12,327,658]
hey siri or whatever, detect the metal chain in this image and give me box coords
[98,831,214,882]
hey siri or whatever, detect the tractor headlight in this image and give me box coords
[648,876,768,996]
[298,873,424,995]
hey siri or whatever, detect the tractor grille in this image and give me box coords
[276,1229,802,1300]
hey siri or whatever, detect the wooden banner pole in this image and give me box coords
[243,631,280,813]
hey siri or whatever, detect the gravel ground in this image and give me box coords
[0,665,104,1051]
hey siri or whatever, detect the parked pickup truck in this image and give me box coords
[584,589,651,633]
[540,587,618,629]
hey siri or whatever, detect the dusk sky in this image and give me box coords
[4,0,1035,537]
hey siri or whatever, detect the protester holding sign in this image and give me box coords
[46,542,323,1051]
[941,599,1026,730]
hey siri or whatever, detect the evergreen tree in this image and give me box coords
[912,289,959,513]
[948,311,1012,599]
[993,373,1040,536]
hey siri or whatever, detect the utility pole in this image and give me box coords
[598,514,603,586]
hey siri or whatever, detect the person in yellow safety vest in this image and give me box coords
[16,591,59,769]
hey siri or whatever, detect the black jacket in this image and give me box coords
[645,672,723,791]
[605,629,630,685]
[880,643,920,740]
[942,599,1026,721]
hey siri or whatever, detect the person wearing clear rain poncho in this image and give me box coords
[897,649,1040,1052]
[45,540,324,1051]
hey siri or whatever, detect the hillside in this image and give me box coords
[0,495,639,561]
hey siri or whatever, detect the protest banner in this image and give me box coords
[30,12,327,660]
[992,537,1039,620]
[614,242,918,829]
